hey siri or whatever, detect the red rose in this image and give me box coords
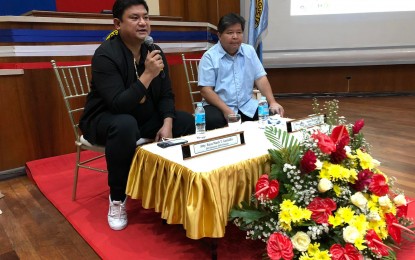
[369,174,389,196]
[267,232,294,260]
[307,197,337,224]
[385,213,401,243]
[365,229,390,257]
[300,150,317,174]
[331,125,350,145]
[311,131,336,154]
[255,174,280,200]
[330,243,361,260]
[351,169,374,191]
[352,119,365,134]
[330,144,347,164]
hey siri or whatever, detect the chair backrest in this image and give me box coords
[51,60,91,142]
[181,54,202,109]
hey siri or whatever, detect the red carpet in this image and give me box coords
[25,151,264,260]
[26,151,415,260]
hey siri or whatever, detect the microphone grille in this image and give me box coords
[144,36,154,46]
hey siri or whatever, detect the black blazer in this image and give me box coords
[79,35,175,144]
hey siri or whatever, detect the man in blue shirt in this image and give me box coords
[198,13,284,130]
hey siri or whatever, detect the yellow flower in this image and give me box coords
[314,250,330,260]
[350,214,368,233]
[370,194,379,203]
[321,164,352,181]
[279,221,292,232]
[356,149,374,169]
[290,206,305,223]
[333,185,342,196]
[354,236,367,250]
[307,242,320,256]
[337,207,355,224]
[279,210,292,224]
[319,162,331,179]
[328,164,342,180]
[368,218,385,237]
[302,208,312,220]
[280,199,295,211]
[367,199,378,211]
[348,168,358,182]
[378,224,389,239]
[299,253,313,260]
[328,215,343,228]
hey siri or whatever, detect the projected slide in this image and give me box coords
[291,0,415,16]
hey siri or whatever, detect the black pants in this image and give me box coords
[95,111,195,200]
[204,105,259,130]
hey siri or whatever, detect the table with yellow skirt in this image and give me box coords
[126,122,275,239]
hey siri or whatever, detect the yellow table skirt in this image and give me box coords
[126,147,271,239]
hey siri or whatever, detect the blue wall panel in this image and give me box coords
[0,0,56,16]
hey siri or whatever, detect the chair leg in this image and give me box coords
[72,147,81,201]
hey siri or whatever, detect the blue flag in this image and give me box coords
[248,0,268,61]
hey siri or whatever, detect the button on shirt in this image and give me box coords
[198,42,266,118]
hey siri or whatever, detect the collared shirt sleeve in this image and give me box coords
[198,51,217,88]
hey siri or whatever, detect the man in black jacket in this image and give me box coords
[79,0,194,231]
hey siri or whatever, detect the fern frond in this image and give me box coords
[265,126,299,150]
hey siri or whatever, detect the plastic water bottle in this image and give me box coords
[195,102,206,139]
[258,96,269,129]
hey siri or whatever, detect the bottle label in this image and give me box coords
[195,113,205,124]
[258,105,269,116]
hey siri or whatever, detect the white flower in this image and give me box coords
[350,192,368,210]
[318,178,333,193]
[315,159,323,170]
[372,159,381,167]
[378,195,392,209]
[393,194,407,206]
[343,226,360,243]
[367,210,381,221]
[291,231,311,252]
[344,145,352,155]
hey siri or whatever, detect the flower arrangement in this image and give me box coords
[230,100,414,260]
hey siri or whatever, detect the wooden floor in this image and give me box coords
[0,95,414,259]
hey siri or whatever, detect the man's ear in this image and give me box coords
[114,18,121,30]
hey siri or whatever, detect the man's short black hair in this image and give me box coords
[217,13,245,34]
[112,0,149,20]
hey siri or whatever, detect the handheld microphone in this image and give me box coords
[144,36,165,79]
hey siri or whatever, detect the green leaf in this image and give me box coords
[269,149,284,171]
[229,209,269,224]
[265,126,299,150]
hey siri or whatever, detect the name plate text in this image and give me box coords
[287,114,325,132]
[182,131,245,159]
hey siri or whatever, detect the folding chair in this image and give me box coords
[51,60,107,200]
[51,60,151,200]
[181,54,202,109]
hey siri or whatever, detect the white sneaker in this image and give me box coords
[107,195,128,231]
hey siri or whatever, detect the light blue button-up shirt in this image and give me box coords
[198,42,266,118]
